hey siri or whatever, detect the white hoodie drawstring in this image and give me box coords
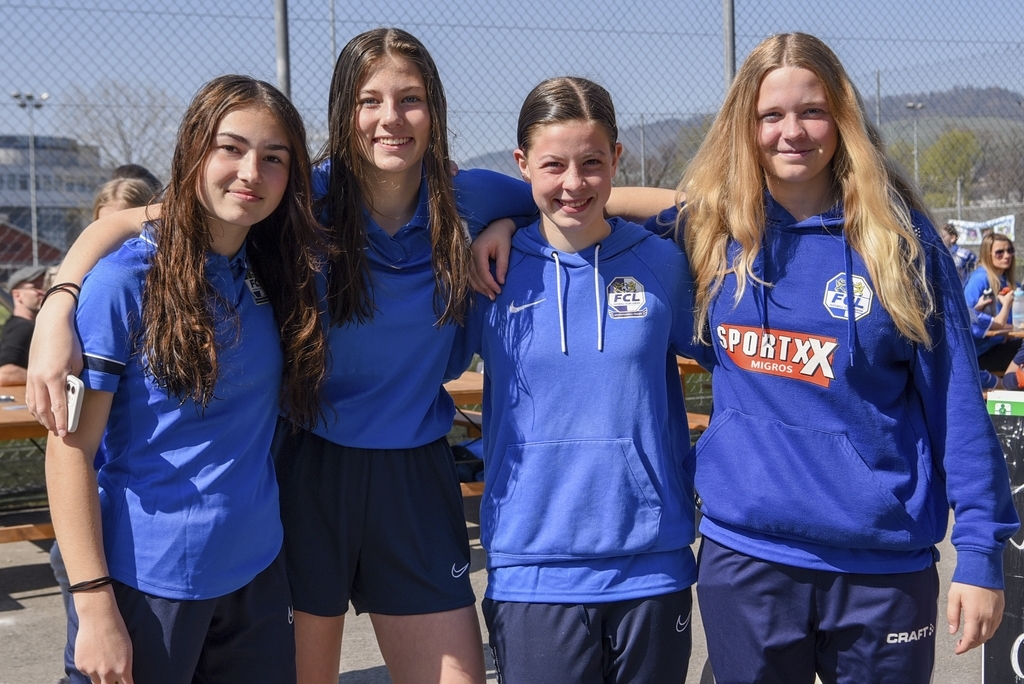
[553,251,567,354]
[594,244,603,351]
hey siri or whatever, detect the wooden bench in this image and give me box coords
[0,508,54,544]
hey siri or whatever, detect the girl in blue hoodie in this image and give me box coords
[452,77,701,684]
[680,33,1018,684]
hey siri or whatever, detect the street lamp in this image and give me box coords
[11,90,49,266]
[905,101,925,187]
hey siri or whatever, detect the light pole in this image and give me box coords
[905,101,924,187]
[11,91,49,266]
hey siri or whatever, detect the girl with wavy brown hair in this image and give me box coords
[678,33,1017,684]
[44,75,327,684]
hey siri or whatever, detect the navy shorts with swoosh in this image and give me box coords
[273,421,476,616]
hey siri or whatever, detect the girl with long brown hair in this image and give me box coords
[44,75,327,684]
[679,33,1017,683]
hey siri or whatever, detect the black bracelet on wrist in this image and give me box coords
[42,285,80,308]
[68,576,114,593]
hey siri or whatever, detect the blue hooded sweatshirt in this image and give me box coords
[693,196,1018,589]
[452,217,701,603]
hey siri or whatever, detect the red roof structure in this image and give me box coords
[0,218,64,266]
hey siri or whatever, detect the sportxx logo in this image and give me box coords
[717,324,838,388]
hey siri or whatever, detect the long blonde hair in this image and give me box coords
[978,232,1017,311]
[680,32,934,345]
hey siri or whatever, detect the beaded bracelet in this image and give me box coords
[68,576,114,593]
[42,283,81,308]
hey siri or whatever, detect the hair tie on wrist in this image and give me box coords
[68,576,114,593]
[42,284,80,308]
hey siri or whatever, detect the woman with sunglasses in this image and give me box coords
[963,232,1021,373]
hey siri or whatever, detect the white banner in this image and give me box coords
[950,215,1016,245]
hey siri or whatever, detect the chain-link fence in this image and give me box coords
[1,0,1023,264]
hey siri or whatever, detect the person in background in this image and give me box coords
[963,232,1020,373]
[91,178,156,221]
[941,222,977,282]
[679,32,1017,684]
[0,265,46,385]
[111,164,162,197]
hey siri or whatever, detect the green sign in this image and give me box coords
[987,390,1024,417]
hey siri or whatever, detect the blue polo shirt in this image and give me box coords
[309,165,536,449]
[78,230,284,600]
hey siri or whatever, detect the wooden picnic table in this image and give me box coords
[444,372,484,406]
[444,358,708,407]
[0,386,53,543]
[0,386,47,441]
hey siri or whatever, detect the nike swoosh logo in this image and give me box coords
[452,562,470,578]
[508,299,545,314]
[675,612,691,633]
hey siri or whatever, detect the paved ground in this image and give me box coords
[0,500,982,683]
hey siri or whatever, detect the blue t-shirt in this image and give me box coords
[79,232,284,600]
[309,164,536,448]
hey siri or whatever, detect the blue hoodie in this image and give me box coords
[308,163,536,449]
[693,196,1018,589]
[452,218,700,603]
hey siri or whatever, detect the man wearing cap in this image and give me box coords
[0,265,46,385]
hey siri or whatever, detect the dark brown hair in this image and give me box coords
[517,77,618,153]
[142,74,328,427]
[318,27,470,326]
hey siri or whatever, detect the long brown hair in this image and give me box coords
[142,75,328,427]
[318,27,470,326]
[680,32,934,345]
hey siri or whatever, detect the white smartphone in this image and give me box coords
[65,374,84,433]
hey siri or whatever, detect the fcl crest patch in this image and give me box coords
[245,268,271,305]
[607,276,648,319]
[823,273,872,321]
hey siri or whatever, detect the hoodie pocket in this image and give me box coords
[483,438,662,560]
[695,409,919,548]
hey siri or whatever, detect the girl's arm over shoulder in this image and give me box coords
[454,168,537,234]
[27,204,158,436]
[607,187,681,223]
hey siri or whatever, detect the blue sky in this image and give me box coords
[2,0,1022,164]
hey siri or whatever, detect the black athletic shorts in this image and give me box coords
[273,420,476,616]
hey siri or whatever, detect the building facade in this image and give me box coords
[0,135,106,253]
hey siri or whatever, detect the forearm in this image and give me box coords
[607,187,679,222]
[45,391,113,584]
[55,204,155,286]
